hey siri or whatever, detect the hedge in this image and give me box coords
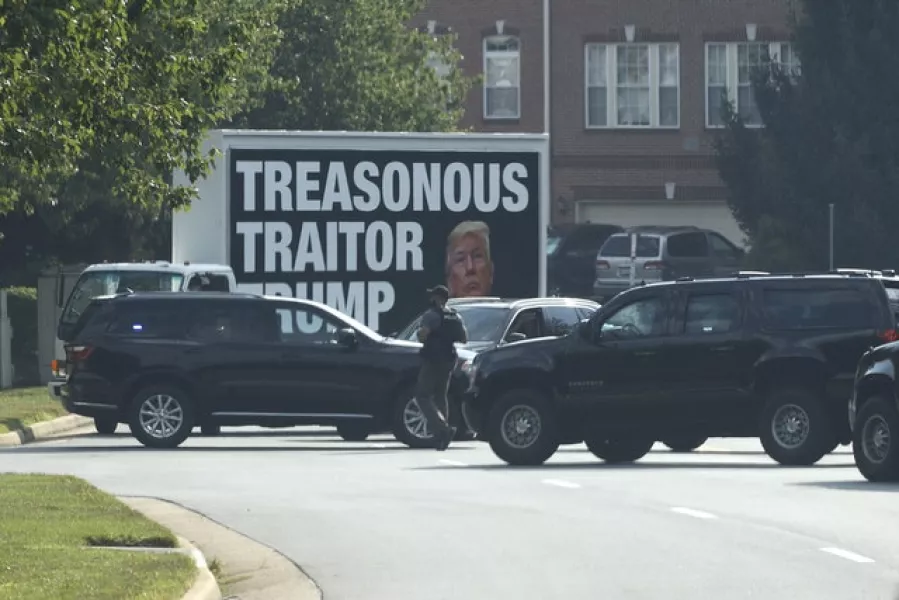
[4,287,38,386]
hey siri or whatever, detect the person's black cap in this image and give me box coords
[427,285,450,299]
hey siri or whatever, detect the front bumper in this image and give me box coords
[48,378,65,401]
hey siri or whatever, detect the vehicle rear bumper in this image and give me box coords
[62,377,120,419]
[48,378,65,402]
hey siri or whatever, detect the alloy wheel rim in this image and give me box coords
[861,414,891,465]
[500,404,542,449]
[771,403,810,449]
[139,394,184,439]
[403,398,433,440]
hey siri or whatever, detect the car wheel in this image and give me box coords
[200,423,221,437]
[852,396,899,482]
[94,417,117,435]
[486,389,559,466]
[127,385,194,449]
[336,421,371,442]
[759,387,836,466]
[661,435,708,453]
[392,393,437,449]
[585,437,655,464]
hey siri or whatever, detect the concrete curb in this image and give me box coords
[176,535,222,600]
[0,414,93,447]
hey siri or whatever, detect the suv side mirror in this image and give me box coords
[577,319,593,341]
[506,332,527,344]
[336,328,357,348]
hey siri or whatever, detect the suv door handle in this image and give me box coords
[710,345,735,352]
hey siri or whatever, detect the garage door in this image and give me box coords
[575,201,746,248]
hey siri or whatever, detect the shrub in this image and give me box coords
[3,287,38,386]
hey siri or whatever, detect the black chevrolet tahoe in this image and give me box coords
[462,274,896,466]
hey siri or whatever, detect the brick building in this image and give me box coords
[414,0,797,247]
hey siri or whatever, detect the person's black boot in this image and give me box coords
[436,427,456,451]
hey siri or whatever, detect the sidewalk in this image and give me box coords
[123,497,321,600]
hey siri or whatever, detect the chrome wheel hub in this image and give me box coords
[500,405,542,449]
[139,394,184,439]
[772,404,810,449]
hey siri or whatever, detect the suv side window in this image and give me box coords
[601,295,667,338]
[666,232,709,258]
[575,305,598,320]
[507,308,542,340]
[542,306,582,336]
[108,303,188,338]
[186,303,278,343]
[683,294,741,334]
[761,288,875,329]
[276,305,342,345]
[708,233,741,260]
[186,273,231,292]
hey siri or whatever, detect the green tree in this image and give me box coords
[234,0,472,132]
[714,0,899,271]
[0,0,284,215]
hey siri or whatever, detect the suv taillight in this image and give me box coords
[596,260,611,270]
[66,345,95,363]
[643,261,665,271]
[877,329,899,343]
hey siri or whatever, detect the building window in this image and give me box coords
[584,43,680,129]
[483,36,520,119]
[706,42,800,128]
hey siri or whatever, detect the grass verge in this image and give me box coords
[0,474,196,600]
[0,386,70,433]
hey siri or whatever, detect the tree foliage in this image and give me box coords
[233,0,471,132]
[714,0,899,271]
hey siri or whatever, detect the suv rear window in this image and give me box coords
[760,288,876,329]
[599,234,661,258]
[107,303,190,338]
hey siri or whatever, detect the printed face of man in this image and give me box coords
[447,233,493,298]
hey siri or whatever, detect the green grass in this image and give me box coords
[0,386,71,433]
[0,474,196,600]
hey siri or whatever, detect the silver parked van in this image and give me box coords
[592,225,744,300]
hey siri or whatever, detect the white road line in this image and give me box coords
[670,506,718,520]
[371,443,388,449]
[541,478,581,489]
[820,547,875,564]
[438,459,468,467]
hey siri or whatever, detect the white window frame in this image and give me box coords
[483,35,521,120]
[704,41,798,129]
[583,42,681,130]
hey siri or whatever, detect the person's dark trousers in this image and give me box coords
[415,358,456,449]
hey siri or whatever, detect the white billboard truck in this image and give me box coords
[172,130,550,335]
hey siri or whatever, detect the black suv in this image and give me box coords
[462,274,896,466]
[60,292,476,448]
[848,337,899,482]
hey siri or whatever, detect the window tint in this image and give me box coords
[601,296,666,338]
[576,305,599,320]
[507,308,542,340]
[683,294,740,334]
[542,306,583,336]
[108,303,189,338]
[276,306,343,345]
[708,233,740,259]
[761,289,875,329]
[666,232,709,258]
[599,234,661,258]
[186,304,278,343]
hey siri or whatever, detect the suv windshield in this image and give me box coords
[61,270,184,326]
[396,305,511,343]
[599,234,661,258]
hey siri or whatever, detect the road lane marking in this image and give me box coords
[670,507,718,520]
[438,459,468,467]
[820,548,875,564]
[371,443,388,449]
[542,479,581,489]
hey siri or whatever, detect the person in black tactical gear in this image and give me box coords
[416,285,468,450]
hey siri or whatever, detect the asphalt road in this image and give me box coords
[2,428,898,600]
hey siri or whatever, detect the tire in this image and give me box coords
[585,436,655,464]
[486,389,559,466]
[852,396,899,482]
[127,385,194,449]
[336,421,371,442]
[94,417,117,435]
[392,392,437,449]
[661,435,708,453]
[200,423,221,437]
[759,387,836,466]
